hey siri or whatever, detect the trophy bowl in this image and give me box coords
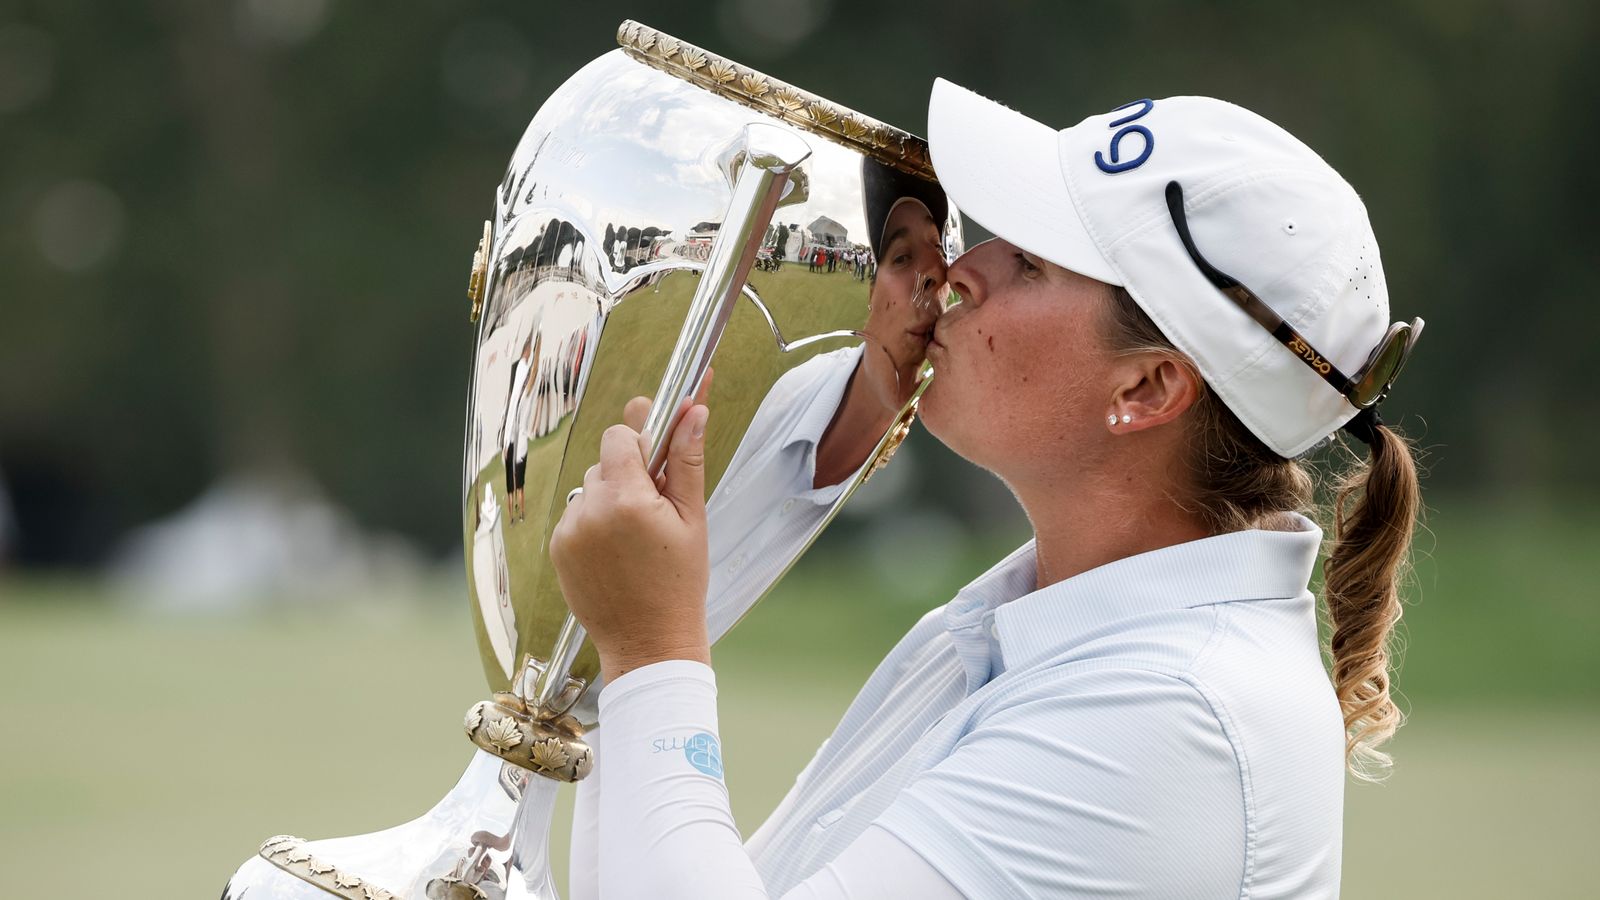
[224,21,960,899]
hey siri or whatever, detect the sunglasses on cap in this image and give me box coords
[1165,181,1422,410]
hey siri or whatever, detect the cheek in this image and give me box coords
[873,269,910,307]
[923,308,1104,453]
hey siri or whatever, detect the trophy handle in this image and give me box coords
[528,121,813,712]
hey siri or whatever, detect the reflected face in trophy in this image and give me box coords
[859,199,947,411]
[921,238,1118,478]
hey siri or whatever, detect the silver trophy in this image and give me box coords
[223,21,959,899]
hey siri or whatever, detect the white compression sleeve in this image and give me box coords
[568,731,601,900]
[593,660,963,900]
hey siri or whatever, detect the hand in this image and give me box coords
[548,390,712,682]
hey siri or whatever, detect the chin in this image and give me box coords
[917,380,1018,475]
[916,380,964,454]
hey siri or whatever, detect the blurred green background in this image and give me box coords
[1,1,1595,897]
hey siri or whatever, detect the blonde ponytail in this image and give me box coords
[1323,423,1420,778]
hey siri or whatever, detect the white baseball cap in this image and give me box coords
[928,78,1420,458]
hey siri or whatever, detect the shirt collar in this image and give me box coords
[946,514,1323,687]
[943,541,1037,691]
[786,345,864,454]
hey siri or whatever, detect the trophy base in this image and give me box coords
[223,750,562,900]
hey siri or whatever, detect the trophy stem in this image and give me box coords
[506,776,563,899]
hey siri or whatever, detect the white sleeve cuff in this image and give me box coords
[598,658,718,708]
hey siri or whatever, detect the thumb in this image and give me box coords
[660,404,708,520]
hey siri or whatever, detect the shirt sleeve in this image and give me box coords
[873,668,1249,899]
[592,660,964,900]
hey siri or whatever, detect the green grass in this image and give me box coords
[1,498,1595,897]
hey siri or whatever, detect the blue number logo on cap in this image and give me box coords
[1095,99,1155,174]
[684,731,724,778]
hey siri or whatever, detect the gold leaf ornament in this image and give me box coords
[482,716,523,753]
[307,859,335,875]
[464,704,483,734]
[656,37,680,59]
[635,30,656,52]
[530,737,571,771]
[840,116,869,139]
[739,73,770,97]
[772,87,805,111]
[334,871,363,889]
[707,59,736,83]
[805,103,838,127]
[680,49,708,70]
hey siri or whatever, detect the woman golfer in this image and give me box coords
[550,79,1423,899]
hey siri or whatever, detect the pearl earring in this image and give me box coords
[1121,414,1132,424]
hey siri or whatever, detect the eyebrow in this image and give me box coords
[883,215,938,251]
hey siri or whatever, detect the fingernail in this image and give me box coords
[692,408,707,439]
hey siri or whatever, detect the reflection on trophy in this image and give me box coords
[223,21,960,899]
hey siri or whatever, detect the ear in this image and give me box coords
[1107,356,1201,434]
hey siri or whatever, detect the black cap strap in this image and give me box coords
[1341,405,1385,448]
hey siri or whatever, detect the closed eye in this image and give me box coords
[1015,252,1040,276]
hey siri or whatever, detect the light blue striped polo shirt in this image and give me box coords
[743,517,1346,898]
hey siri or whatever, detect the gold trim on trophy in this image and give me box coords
[259,835,400,900]
[463,693,595,782]
[467,219,490,323]
[617,20,936,182]
[865,398,919,484]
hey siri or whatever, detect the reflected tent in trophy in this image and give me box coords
[223,20,960,900]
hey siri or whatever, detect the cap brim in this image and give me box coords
[928,78,1120,285]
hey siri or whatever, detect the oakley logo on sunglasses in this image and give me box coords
[1287,335,1334,376]
[1094,99,1155,174]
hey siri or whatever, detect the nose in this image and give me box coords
[945,244,985,309]
[923,250,949,291]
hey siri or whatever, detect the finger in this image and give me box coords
[632,370,713,471]
[599,423,652,488]
[659,404,708,520]
[623,396,651,433]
